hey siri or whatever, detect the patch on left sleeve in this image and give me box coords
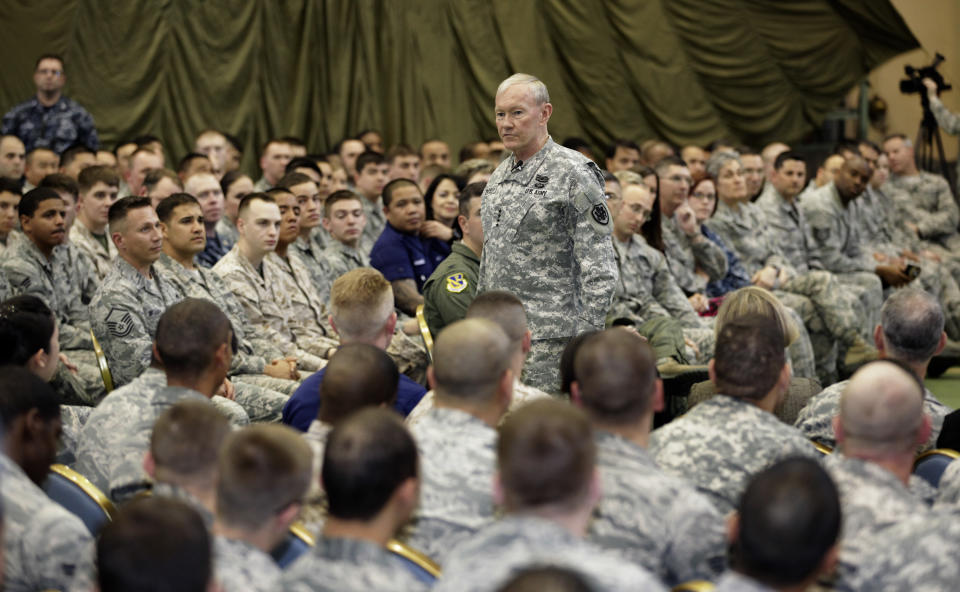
[446,273,468,293]
[591,203,610,225]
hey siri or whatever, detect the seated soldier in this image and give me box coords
[145,400,231,526]
[353,150,389,251]
[319,189,370,280]
[0,366,94,592]
[0,177,22,256]
[281,172,332,300]
[283,268,426,430]
[403,318,514,561]
[436,399,665,591]
[282,408,428,592]
[796,289,952,451]
[70,164,120,281]
[370,178,450,316]
[214,424,313,592]
[185,172,229,268]
[77,298,243,501]
[96,497,215,592]
[144,167,183,207]
[715,458,841,592]
[650,315,819,514]
[572,329,726,586]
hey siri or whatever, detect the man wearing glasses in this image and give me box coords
[2,54,99,154]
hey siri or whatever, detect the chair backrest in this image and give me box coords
[386,539,441,585]
[671,581,716,592]
[415,304,434,363]
[271,521,315,568]
[42,464,116,535]
[913,448,960,488]
[90,329,114,393]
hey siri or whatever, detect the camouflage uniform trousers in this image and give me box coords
[836,271,883,341]
[636,316,691,365]
[783,306,817,380]
[682,326,715,363]
[210,395,251,426]
[61,349,107,405]
[523,337,570,395]
[774,290,838,385]
[230,380,289,423]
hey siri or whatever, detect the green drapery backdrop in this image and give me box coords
[0,0,917,171]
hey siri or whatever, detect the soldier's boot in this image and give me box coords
[842,337,879,374]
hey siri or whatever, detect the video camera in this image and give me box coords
[900,53,952,95]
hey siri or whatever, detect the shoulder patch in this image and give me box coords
[105,308,134,338]
[592,203,610,225]
[446,273,468,293]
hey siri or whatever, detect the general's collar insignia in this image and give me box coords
[535,174,549,184]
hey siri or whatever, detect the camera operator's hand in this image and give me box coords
[923,77,938,98]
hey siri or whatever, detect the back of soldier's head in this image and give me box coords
[434,317,513,401]
[497,399,595,513]
[0,365,60,432]
[322,408,417,521]
[0,295,55,368]
[715,286,798,347]
[839,360,925,454]
[329,268,394,341]
[216,424,312,531]
[155,298,233,381]
[499,566,596,592]
[881,288,944,364]
[574,329,657,425]
[734,457,840,587]
[713,315,786,400]
[97,497,212,592]
[466,290,528,344]
[559,331,599,396]
[319,343,398,424]
[150,400,230,489]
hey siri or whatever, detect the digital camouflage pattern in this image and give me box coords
[318,239,370,284]
[405,379,551,430]
[884,171,960,251]
[283,537,428,592]
[359,196,386,255]
[292,235,334,309]
[69,221,117,282]
[262,251,339,355]
[661,214,728,295]
[214,536,281,592]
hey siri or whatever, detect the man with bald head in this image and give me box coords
[572,329,725,586]
[796,288,952,451]
[185,172,228,267]
[822,360,932,590]
[403,318,514,562]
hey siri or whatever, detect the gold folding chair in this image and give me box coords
[415,304,434,362]
[89,329,114,393]
[387,539,441,582]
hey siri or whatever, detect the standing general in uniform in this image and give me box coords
[478,73,617,392]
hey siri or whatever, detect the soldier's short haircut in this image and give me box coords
[329,268,394,341]
[0,364,60,431]
[18,187,62,218]
[133,134,162,148]
[280,135,305,149]
[0,295,56,368]
[97,497,212,592]
[220,170,250,196]
[496,73,550,105]
[60,144,95,166]
[705,150,741,180]
[0,176,23,197]
[108,195,152,228]
[323,408,418,520]
[734,457,840,587]
[458,181,485,217]
[26,146,57,165]
[277,171,314,190]
[259,138,289,158]
[466,290,527,342]
[497,399,595,512]
[176,152,211,176]
[151,400,230,487]
[78,164,120,192]
[500,567,594,592]
[574,329,658,425]
[236,192,275,219]
[35,53,65,71]
[38,173,78,200]
[382,178,420,208]
[318,344,398,424]
[881,288,944,363]
[217,424,312,530]
[605,138,641,159]
[156,193,201,223]
[713,315,786,400]
[385,143,418,165]
[323,189,363,218]
[773,151,806,171]
[652,154,688,177]
[715,286,799,347]
[858,139,881,154]
[433,319,512,402]
[354,150,385,176]
[882,133,911,147]
[143,168,182,193]
[285,156,321,177]
[155,298,234,380]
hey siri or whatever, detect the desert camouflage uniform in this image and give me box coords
[434,515,666,592]
[661,214,728,295]
[405,407,497,563]
[215,216,238,252]
[69,221,117,282]
[650,394,819,515]
[478,137,617,392]
[588,430,726,586]
[360,196,386,255]
[214,536,281,592]
[405,380,551,430]
[884,171,960,253]
[318,239,369,282]
[262,251,341,357]
[0,452,94,592]
[794,379,948,452]
[283,537,428,592]
[292,234,334,307]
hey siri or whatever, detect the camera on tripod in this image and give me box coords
[900,53,952,95]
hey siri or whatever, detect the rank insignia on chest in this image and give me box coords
[446,273,468,293]
[535,174,549,184]
[592,203,610,225]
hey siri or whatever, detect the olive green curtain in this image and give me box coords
[0,0,917,171]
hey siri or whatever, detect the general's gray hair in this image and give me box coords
[882,288,944,363]
[497,73,550,105]
[705,150,741,180]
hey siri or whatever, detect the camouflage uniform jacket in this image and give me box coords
[215,216,238,252]
[610,234,702,329]
[405,407,497,563]
[755,184,812,272]
[713,571,777,592]
[662,214,729,294]
[931,95,960,193]
[152,481,215,527]
[214,536,281,592]
[801,183,876,273]
[794,379,948,452]
[935,459,960,508]
[89,256,182,386]
[0,266,8,300]
[69,221,117,282]
[263,251,337,346]
[478,137,617,339]
[435,515,666,592]
[283,537,428,592]
[360,196,386,255]
[0,451,94,592]
[0,236,94,350]
[588,430,726,586]
[884,172,959,247]
[650,394,819,515]
[857,186,920,255]
[318,239,370,283]
[405,380,551,429]
[301,420,332,532]
[292,234,333,306]
[707,200,793,278]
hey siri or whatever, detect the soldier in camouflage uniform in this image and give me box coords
[478,74,617,393]
[283,409,428,592]
[318,190,370,282]
[0,367,94,592]
[353,151,389,255]
[70,165,120,282]
[926,77,960,192]
[650,315,819,515]
[282,173,335,304]
[936,460,960,507]
[572,330,725,586]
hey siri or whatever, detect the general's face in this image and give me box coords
[431,178,460,224]
[607,146,640,173]
[420,141,450,168]
[614,184,654,236]
[34,58,65,95]
[883,138,913,176]
[260,142,292,183]
[25,149,59,186]
[274,192,301,243]
[390,155,421,182]
[716,159,747,203]
[658,164,693,215]
[161,203,206,256]
[239,199,281,254]
[741,154,764,196]
[117,206,164,267]
[23,198,67,250]
[224,175,254,222]
[384,184,425,234]
[79,181,119,227]
[688,179,716,223]
[324,198,366,246]
[185,174,223,224]
[290,181,322,230]
[495,85,548,158]
[771,159,806,200]
[0,191,20,235]
[0,136,26,179]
